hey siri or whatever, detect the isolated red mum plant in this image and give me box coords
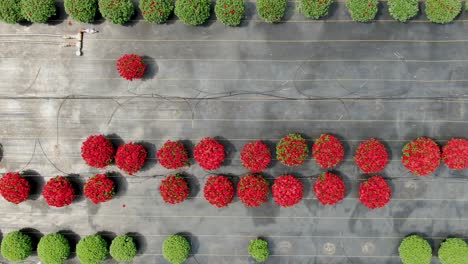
[237,174,269,207]
[81,135,115,168]
[359,176,391,209]
[313,172,346,205]
[84,174,115,204]
[312,134,344,169]
[203,175,234,208]
[194,137,226,170]
[276,134,309,167]
[240,141,271,172]
[160,174,190,204]
[157,140,189,170]
[402,137,440,176]
[116,54,146,81]
[0,172,30,204]
[115,143,148,175]
[354,138,389,173]
[442,138,468,170]
[272,175,303,207]
[43,176,76,207]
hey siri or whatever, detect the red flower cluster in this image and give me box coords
[194,137,226,171]
[157,140,189,170]
[84,174,115,204]
[81,135,115,168]
[240,141,271,172]
[313,172,346,205]
[359,176,391,209]
[312,134,344,169]
[276,134,309,167]
[42,176,75,207]
[237,174,269,207]
[402,137,440,176]
[354,138,389,173]
[0,172,30,204]
[160,174,190,204]
[272,175,303,207]
[115,143,147,175]
[116,54,146,81]
[442,138,468,170]
[203,175,234,208]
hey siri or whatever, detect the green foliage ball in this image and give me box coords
[398,235,432,264]
[37,233,71,264]
[110,235,137,262]
[388,0,418,22]
[425,0,461,24]
[298,0,333,19]
[248,239,269,263]
[76,235,109,264]
[20,0,56,23]
[0,0,22,24]
[140,0,174,23]
[64,0,97,23]
[345,0,378,22]
[257,0,287,23]
[0,231,32,262]
[175,0,211,25]
[215,0,245,26]
[438,238,468,264]
[98,0,134,24]
[162,235,190,264]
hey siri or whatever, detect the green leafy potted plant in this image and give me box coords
[98,0,134,24]
[0,231,33,262]
[299,0,333,19]
[425,0,461,24]
[388,0,419,22]
[0,0,22,24]
[140,0,174,23]
[257,0,287,23]
[346,0,378,22]
[37,233,71,264]
[248,238,269,263]
[110,235,137,262]
[175,0,211,25]
[20,0,56,23]
[162,235,190,264]
[438,238,468,264]
[76,235,109,264]
[398,235,432,264]
[215,0,245,26]
[64,0,98,23]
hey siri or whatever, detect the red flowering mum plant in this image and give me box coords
[359,175,391,209]
[240,141,271,172]
[313,172,346,205]
[402,137,440,176]
[442,138,468,170]
[43,176,76,207]
[157,140,189,170]
[203,175,234,208]
[276,134,308,167]
[194,137,226,171]
[272,175,303,207]
[116,54,146,81]
[354,138,389,173]
[84,174,115,204]
[81,135,115,168]
[0,172,31,204]
[115,143,148,175]
[160,174,190,204]
[312,134,344,169]
[237,174,269,207]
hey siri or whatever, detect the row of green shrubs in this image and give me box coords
[399,235,468,264]
[0,0,465,25]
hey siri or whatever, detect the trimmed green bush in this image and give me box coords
[248,239,269,263]
[37,233,71,264]
[257,0,287,23]
[0,231,32,262]
[162,235,190,264]
[64,0,98,23]
[175,0,211,25]
[76,235,108,264]
[398,235,432,264]
[438,238,468,264]
[215,0,245,26]
[345,0,378,22]
[20,0,56,23]
[140,0,174,23]
[0,0,22,24]
[388,0,419,22]
[425,0,461,24]
[110,235,137,262]
[98,0,134,24]
[298,0,333,19]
